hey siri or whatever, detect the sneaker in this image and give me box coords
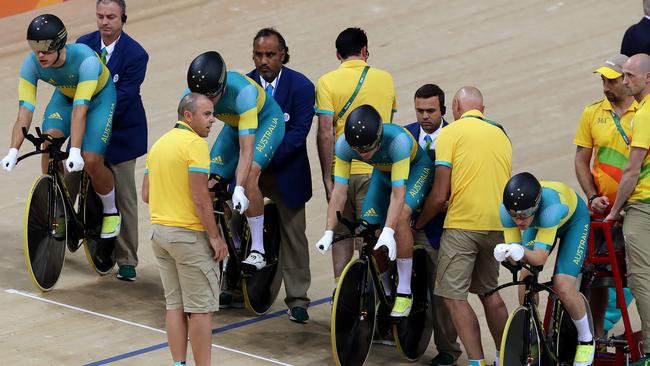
[100,212,121,239]
[219,291,244,309]
[116,265,136,281]
[631,355,650,366]
[574,340,595,366]
[390,293,412,318]
[241,250,266,271]
[430,352,456,366]
[288,307,309,323]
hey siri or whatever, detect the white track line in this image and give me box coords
[5,288,293,366]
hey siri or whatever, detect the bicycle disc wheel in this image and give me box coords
[82,179,115,275]
[500,306,543,366]
[331,259,377,366]
[551,292,594,364]
[242,200,282,315]
[394,245,434,361]
[24,174,67,292]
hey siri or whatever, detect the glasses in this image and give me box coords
[28,40,56,54]
[351,139,380,154]
[508,205,538,220]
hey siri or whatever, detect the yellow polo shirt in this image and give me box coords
[435,110,512,230]
[145,121,210,231]
[573,98,637,203]
[629,94,650,203]
[315,60,397,174]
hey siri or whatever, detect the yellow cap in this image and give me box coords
[593,54,629,79]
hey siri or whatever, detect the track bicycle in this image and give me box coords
[487,260,593,366]
[330,214,434,365]
[210,177,282,315]
[19,127,115,292]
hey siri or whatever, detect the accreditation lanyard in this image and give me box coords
[609,111,630,146]
[462,115,509,140]
[174,123,194,133]
[336,66,370,121]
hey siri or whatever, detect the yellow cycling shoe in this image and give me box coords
[100,212,121,239]
[574,340,595,366]
[389,294,412,318]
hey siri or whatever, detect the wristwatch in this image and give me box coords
[588,194,599,205]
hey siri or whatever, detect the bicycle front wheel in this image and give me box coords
[500,306,543,366]
[331,259,377,366]
[24,174,67,292]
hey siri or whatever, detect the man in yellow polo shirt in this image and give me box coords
[315,27,397,283]
[142,93,228,366]
[573,54,637,341]
[605,53,650,366]
[415,87,512,366]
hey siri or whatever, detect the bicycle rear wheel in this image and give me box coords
[331,259,377,366]
[242,200,282,315]
[24,174,67,292]
[394,245,434,361]
[548,292,594,364]
[82,178,115,275]
[500,306,543,366]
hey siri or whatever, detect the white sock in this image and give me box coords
[380,271,392,296]
[495,350,500,366]
[97,188,117,214]
[247,215,265,254]
[396,257,412,295]
[573,314,593,342]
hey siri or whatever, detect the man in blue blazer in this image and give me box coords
[245,28,314,323]
[621,1,650,57]
[78,0,148,281]
[404,84,462,366]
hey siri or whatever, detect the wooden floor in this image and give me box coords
[0,0,642,364]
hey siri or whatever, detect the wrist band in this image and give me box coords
[588,194,598,205]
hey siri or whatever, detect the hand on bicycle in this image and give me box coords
[374,227,396,261]
[315,230,334,254]
[232,185,249,214]
[65,147,85,172]
[1,148,18,172]
[505,243,525,261]
[493,243,510,262]
[210,236,229,262]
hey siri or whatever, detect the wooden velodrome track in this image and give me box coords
[0,0,643,364]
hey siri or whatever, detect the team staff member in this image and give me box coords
[315,27,397,285]
[404,84,461,366]
[77,0,149,281]
[573,54,637,340]
[246,28,314,323]
[414,87,511,366]
[142,93,228,366]
[186,51,285,272]
[1,14,120,239]
[605,53,650,366]
[621,0,650,57]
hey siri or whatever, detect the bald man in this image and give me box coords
[605,53,650,365]
[415,87,512,366]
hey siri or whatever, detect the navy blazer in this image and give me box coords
[621,17,650,57]
[77,31,148,164]
[405,120,448,250]
[247,67,315,208]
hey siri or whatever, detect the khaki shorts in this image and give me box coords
[333,174,370,236]
[434,229,503,300]
[151,224,220,313]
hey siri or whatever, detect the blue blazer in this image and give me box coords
[247,67,315,208]
[405,120,448,249]
[77,31,148,164]
[621,17,650,57]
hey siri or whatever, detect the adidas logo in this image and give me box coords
[364,208,378,217]
[211,156,223,165]
[48,112,63,120]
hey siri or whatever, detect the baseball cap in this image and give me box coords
[594,54,629,79]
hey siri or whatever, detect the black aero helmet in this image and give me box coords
[503,172,542,218]
[26,14,67,53]
[187,51,227,98]
[345,105,383,152]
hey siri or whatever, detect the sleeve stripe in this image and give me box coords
[189,167,209,173]
[435,160,452,168]
[143,168,149,175]
[334,176,349,185]
[315,108,334,115]
[73,99,90,106]
[534,242,553,251]
[391,179,406,187]
[19,101,36,112]
[238,128,256,136]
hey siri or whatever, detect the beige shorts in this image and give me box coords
[333,173,370,236]
[434,229,503,300]
[151,224,220,313]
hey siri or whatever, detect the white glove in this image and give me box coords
[65,147,84,172]
[1,148,18,172]
[505,244,525,261]
[232,185,249,214]
[315,230,334,254]
[493,243,510,262]
[374,227,397,261]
